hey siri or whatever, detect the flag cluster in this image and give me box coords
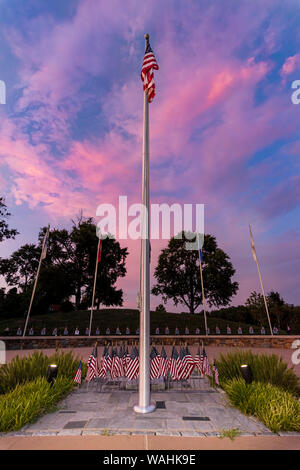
[81,345,219,384]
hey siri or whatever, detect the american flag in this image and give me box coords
[159,346,168,378]
[97,238,103,263]
[194,346,202,375]
[150,347,161,379]
[86,345,99,382]
[141,39,159,103]
[41,225,50,260]
[168,346,181,381]
[73,361,82,384]
[213,361,219,385]
[99,346,108,378]
[202,348,212,377]
[126,347,139,380]
[122,346,130,376]
[111,347,123,379]
[182,347,195,380]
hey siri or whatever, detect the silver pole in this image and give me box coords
[23,225,49,337]
[134,33,155,414]
[89,237,101,336]
[249,225,273,336]
[198,251,208,335]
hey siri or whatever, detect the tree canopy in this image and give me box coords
[152,232,239,314]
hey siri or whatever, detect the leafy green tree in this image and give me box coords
[0,197,18,243]
[267,291,285,329]
[152,232,238,314]
[245,291,266,325]
[0,244,40,292]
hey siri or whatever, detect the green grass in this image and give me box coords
[0,350,87,394]
[215,350,300,396]
[223,379,300,433]
[0,308,283,336]
[0,377,75,433]
[218,428,241,440]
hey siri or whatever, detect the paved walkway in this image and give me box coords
[5,379,277,438]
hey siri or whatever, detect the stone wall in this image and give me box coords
[0,335,299,350]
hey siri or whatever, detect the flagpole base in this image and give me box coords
[134,403,156,414]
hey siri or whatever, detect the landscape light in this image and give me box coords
[240,364,253,384]
[47,364,58,387]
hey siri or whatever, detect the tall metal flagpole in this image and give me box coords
[197,234,208,336]
[89,237,101,336]
[23,225,49,337]
[134,34,155,414]
[249,225,273,336]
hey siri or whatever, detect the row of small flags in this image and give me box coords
[73,346,219,385]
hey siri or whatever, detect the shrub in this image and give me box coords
[223,379,300,433]
[0,350,86,394]
[216,350,300,396]
[0,377,75,432]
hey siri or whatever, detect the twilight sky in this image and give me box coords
[0,0,299,311]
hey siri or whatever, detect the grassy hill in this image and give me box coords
[0,308,285,335]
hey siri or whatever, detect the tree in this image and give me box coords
[0,244,40,292]
[267,291,285,329]
[0,197,18,242]
[0,217,128,314]
[46,217,128,309]
[245,291,266,325]
[152,232,238,314]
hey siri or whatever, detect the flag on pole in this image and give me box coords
[126,347,139,380]
[150,347,161,379]
[194,347,202,375]
[159,346,168,378]
[213,361,219,385]
[197,233,204,262]
[97,238,103,263]
[249,225,258,263]
[141,39,159,103]
[202,348,212,377]
[86,345,99,382]
[41,225,50,260]
[73,361,82,384]
[168,346,181,381]
[99,346,108,378]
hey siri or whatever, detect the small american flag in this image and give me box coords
[73,361,82,384]
[168,346,181,381]
[126,347,139,380]
[150,347,161,379]
[99,346,108,378]
[141,38,159,103]
[194,347,202,375]
[213,361,219,385]
[159,346,168,378]
[202,348,212,377]
[86,345,99,382]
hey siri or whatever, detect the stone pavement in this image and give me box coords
[5,378,278,438]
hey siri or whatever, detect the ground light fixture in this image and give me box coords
[240,364,253,384]
[47,364,58,387]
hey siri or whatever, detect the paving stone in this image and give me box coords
[85,418,111,429]
[277,432,300,436]
[155,431,181,436]
[204,431,221,436]
[131,431,156,435]
[63,420,88,429]
[57,429,83,436]
[180,431,205,437]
